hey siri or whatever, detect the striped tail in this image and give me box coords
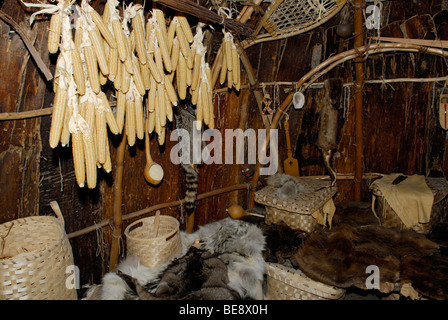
[182,164,198,214]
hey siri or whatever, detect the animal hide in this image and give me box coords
[400,253,448,300]
[316,78,344,185]
[295,223,440,293]
[86,218,266,300]
[265,173,305,200]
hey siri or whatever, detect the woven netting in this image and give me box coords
[0,215,77,300]
[264,0,348,38]
[125,215,182,268]
[266,263,345,300]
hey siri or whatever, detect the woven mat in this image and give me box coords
[255,178,337,214]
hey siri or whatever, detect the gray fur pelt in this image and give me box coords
[266,173,305,200]
[85,218,266,300]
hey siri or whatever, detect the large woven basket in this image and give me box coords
[0,202,77,300]
[265,263,345,300]
[255,178,337,233]
[125,214,182,268]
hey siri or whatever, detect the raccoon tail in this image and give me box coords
[182,164,198,215]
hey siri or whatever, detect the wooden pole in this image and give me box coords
[109,131,127,271]
[353,0,365,202]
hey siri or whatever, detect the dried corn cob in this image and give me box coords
[177,15,194,44]
[140,61,151,90]
[170,37,180,73]
[134,94,144,140]
[165,90,173,122]
[95,103,107,165]
[48,13,62,54]
[176,21,191,66]
[89,7,117,49]
[191,53,202,91]
[103,136,112,173]
[231,43,240,87]
[60,103,73,146]
[154,42,165,77]
[98,92,119,135]
[146,54,162,83]
[147,77,157,112]
[132,14,146,65]
[108,47,118,82]
[167,17,177,51]
[112,20,128,62]
[116,90,126,133]
[82,131,97,189]
[49,85,67,148]
[220,45,228,86]
[147,109,155,134]
[72,47,85,95]
[157,83,166,127]
[84,45,101,94]
[132,56,146,96]
[177,50,187,100]
[89,27,109,76]
[72,131,86,187]
[121,61,131,93]
[156,25,172,72]
[164,74,178,106]
[125,96,136,147]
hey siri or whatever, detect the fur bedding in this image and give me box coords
[294,203,448,298]
[86,218,266,300]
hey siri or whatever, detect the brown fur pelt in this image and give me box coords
[136,246,241,300]
[400,253,448,300]
[295,224,440,292]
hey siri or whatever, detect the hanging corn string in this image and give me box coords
[220,30,241,91]
[44,0,233,188]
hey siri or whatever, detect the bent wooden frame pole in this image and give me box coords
[249,42,448,207]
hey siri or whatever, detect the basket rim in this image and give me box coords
[266,262,345,296]
[124,215,180,241]
[0,215,67,262]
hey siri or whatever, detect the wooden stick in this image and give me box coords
[353,0,364,202]
[67,183,250,239]
[0,10,53,82]
[0,107,53,120]
[154,0,253,37]
[374,36,448,49]
[109,129,127,271]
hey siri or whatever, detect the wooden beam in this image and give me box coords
[353,0,364,202]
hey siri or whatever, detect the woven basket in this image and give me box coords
[265,263,345,300]
[255,178,337,233]
[125,215,182,268]
[0,203,77,300]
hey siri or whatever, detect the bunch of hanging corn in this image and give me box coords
[46,0,230,188]
[220,30,240,91]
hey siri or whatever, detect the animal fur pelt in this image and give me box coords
[265,173,305,199]
[400,253,448,300]
[294,224,440,293]
[85,218,266,300]
[316,78,344,186]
